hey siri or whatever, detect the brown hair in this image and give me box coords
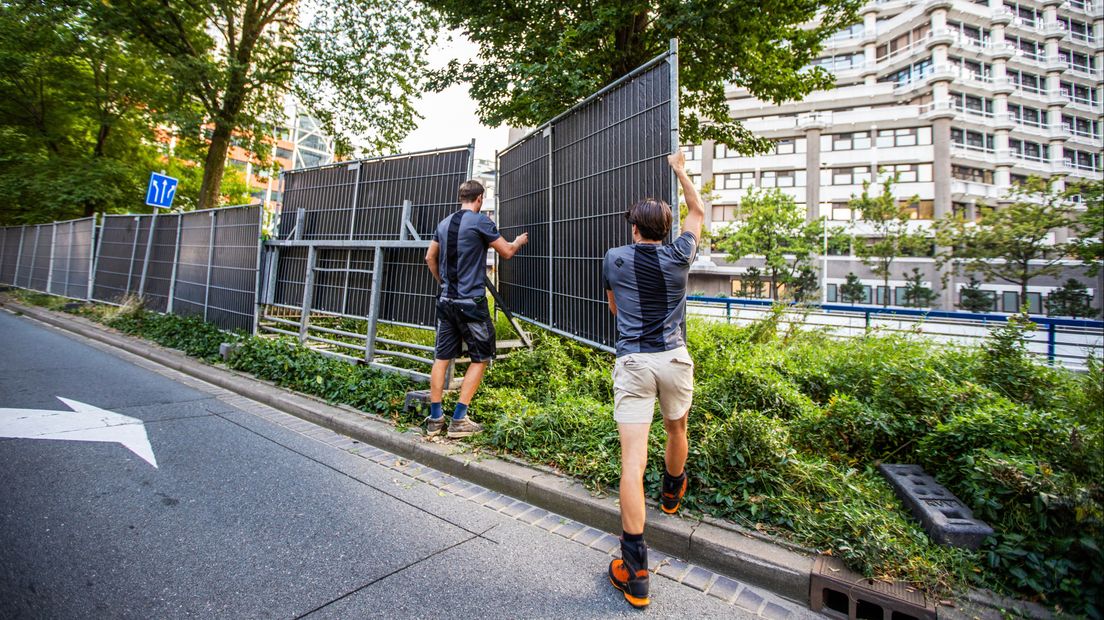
[625,198,672,241]
[458,180,485,203]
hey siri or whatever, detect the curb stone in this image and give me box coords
[1,297,820,606]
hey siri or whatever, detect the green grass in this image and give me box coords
[10,288,1102,616]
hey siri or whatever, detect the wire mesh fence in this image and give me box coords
[497,46,678,351]
[47,218,95,300]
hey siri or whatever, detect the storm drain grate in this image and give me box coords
[810,556,936,620]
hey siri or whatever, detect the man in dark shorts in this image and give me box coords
[602,150,704,608]
[423,180,528,438]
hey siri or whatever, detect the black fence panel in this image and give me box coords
[172,210,213,319]
[47,218,95,299]
[206,206,260,332]
[271,246,308,309]
[497,132,551,325]
[142,214,181,313]
[378,247,437,327]
[497,48,677,350]
[92,216,143,304]
[277,145,472,241]
[0,227,25,285]
[28,224,53,293]
[313,248,375,317]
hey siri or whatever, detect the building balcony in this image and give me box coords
[952,179,1002,201]
[1066,130,1103,148]
[918,100,957,120]
[951,144,997,162]
[1044,56,1071,73]
[992,7,1014,24]
[1060,160,1102,177]
[1041,21,1068,39]
[1065,64,1103,80]
[1000,150,1057,173]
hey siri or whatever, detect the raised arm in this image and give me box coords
[490,232,529,259]
[669,150,703,242]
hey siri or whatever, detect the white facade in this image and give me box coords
[689,0,1103,313]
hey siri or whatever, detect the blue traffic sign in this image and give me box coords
[145,172,179,209]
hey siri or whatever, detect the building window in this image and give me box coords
[714,143,730,159]
[1064,148,1101,172]
[718,171,754,189]
[952,165,994,184]
[681,145,702,160]
[950,92,994,116]
[1064,115,1100,139]
[952,128,994,152]
[1060,49,1095,74]
[760,170,805,188]
[947,21,989,46]
[275,146,294,160]
[712,204,739,222]
[809,53,866,73]
[1008,103,1045,127]
[875,127,932,148]
[880,58,933,87]
[875,25,930,61]
[823,166,871,186]
[901,199,935,220]
[827,23,864,43]
[950,57,992,81]
[961,288,997,311]
[770,138,807,155]
[1009,138,1048,162]
[882,163,933,183]
[1009,36,1044,61]
[1005,2,1040,27]
[830,202,853,221]
[1062,82,1099,107]
[1008,69,1045,95]
[827,284,838,302]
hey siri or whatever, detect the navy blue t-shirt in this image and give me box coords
[433,210,501,299]
[603,232,697,357]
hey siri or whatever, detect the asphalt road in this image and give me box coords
[0,308,806,619]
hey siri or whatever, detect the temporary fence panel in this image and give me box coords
[497,132,551,326]
[0,226,24,285]
[92,215,149,304]
[263,145,472,340]
[496,44,678,351]
[29,224,54,293]
[47,217,95,300]
[206,205,262,332]
[139,214,182,313]
[172,205,261,332]
[15,224,40,290]
[277,145,472,241]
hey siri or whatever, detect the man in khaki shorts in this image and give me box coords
[602,150,703,608]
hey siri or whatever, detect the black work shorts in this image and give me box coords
[434,297,496,363]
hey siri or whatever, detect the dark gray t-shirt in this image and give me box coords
[603,232,697,357]
[433,209,501,299]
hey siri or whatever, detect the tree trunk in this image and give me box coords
[198,122,233,211]
[882,267,890,307]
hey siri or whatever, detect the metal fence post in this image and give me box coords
[65,221,75,297]
[124,216,142,297]
[89,219,101,301]
[138,211,158,299]
[546,125,554,327]
[28,225,41,289]
[253,208,265,336]
[298,244,317,343]
[167,214,183,314]
[12,226,24,288]
[203,211,216,321]
[364,247,385,362]
[46,224,56,294]
[1047,322,1056,364]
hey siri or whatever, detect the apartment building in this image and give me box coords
[686,0,1102,314]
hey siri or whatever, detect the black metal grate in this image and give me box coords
[497,51,677,350]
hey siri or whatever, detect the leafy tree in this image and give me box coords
[902,268,937,308]
[715,188,826,300]
[742,265,765,299]
[1045,279,1096,319]
[839,272,866,304]
[423,0,862,153]
[958,278,994,313]
[106,0,438,210]
[936,176,1078,305]
[1067,179,1103,277]
[0,1,165,223]
[851,176,929,307]
[788,266,819,303]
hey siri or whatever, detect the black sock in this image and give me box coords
[620,532,648,573]
[663,469,686,493]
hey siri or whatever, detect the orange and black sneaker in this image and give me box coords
[609,539,650,608]
[660,471,687,514]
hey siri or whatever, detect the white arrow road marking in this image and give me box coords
[0,397,158,468]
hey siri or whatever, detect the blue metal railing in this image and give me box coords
[686,295,1104,364]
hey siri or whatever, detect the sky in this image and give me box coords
[399,31,511,165]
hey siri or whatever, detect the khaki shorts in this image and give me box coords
[612,346,694,424]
